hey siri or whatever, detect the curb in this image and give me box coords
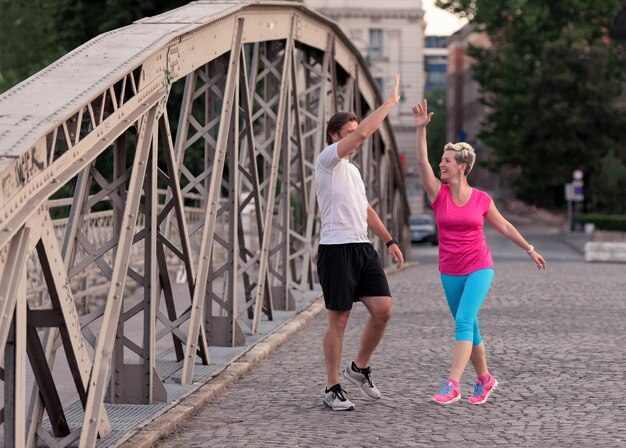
[558,234,590,256]
[584,241,626,263]
[119,262,411,447]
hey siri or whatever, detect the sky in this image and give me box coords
[422,0,468,35]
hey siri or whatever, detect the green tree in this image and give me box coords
[517,26,626,205]
[436,0,626,208]
[590,150,626,214]
[0,0,189,94]
[0,1,59,92]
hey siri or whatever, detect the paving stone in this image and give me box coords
[155,261,626,447]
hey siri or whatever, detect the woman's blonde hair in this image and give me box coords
[443,142,476,176]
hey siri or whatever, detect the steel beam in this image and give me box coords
[180,17,245,384]
[79,105,159,447]
[36,214,113,440]
[1,228,29,448]
[252,21,295,333]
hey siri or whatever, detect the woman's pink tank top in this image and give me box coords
[431,184,495,275]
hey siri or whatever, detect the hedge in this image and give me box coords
[578,214,626,231]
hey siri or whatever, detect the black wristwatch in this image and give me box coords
[385,238,399,248]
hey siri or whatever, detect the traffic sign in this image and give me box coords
[565,181,583,202]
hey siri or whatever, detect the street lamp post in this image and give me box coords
[565,169,584,232]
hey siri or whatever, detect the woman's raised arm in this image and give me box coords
[412,99,440,203]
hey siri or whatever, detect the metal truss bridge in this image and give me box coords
[0,1,409,446]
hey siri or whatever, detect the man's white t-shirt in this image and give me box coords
[315,142,369,244]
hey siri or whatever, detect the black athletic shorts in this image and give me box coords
[316,243,391,311]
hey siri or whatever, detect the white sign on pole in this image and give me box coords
[565,182,584,202]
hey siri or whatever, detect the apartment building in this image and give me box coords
[306,0,427,212]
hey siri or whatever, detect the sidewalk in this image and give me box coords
[559,231,592,255]
[128,259,625,447]
[498,199,594,256]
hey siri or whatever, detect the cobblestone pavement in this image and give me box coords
[155,260,626,447]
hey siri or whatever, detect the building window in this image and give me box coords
[427,71,447,85]
[425,35,447,48]
[375,77,384,94]
[369,29,384,58]
[424,55,448,93]
[426,55,448,66]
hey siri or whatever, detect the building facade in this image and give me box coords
[306,0,425,129]
[446,24,508,195]
[424,35,447,94]
[305,0,427,212]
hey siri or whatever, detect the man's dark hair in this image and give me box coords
[326,112,358,145]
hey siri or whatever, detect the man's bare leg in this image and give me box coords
[354,296,392,369]
[324,309,351,388]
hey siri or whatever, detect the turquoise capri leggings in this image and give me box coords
[440,268,494,346]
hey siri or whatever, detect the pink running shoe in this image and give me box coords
[431,380,461,404]
[468,375,498,405]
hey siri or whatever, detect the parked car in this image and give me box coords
[410,214,438,245]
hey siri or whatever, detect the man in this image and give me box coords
[315,75,404,411]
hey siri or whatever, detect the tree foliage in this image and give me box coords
[590,150,626,214]
[0,0,189,93]
[518,27,626,206]
[436,0,626,210]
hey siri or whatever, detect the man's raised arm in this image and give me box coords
[336,75,401,159]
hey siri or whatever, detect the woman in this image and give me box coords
[412,99,547,405]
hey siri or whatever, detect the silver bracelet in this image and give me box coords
[526,245,535,254]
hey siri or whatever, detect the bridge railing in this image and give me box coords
[0,1,409,446]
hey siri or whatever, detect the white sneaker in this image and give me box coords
[343,363,381,400]
[323,384,355,411]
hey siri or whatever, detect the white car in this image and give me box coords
[410,214,438,245]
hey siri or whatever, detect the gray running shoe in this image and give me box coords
[343,363,381,400]
[323,384,355,411]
